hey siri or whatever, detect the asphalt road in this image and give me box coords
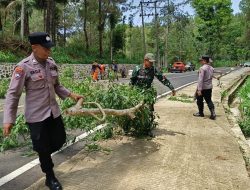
[0,67,238,190]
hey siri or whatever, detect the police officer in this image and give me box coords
[112,60,119,81]
[3,32,83,190]
[130,53,176,136]
[193,55,216,120]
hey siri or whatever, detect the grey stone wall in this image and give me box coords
[0,63,137,79]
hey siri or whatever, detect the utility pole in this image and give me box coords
[140,1,146,55]
[164,0,170,68]
[154,1,160,68]
[140,0,160,66]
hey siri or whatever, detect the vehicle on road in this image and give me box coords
[243,62,250,67]
[185,62,195,71]
[170,61,186,73]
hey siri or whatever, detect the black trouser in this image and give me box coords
[196,89,215,114]
[27,115,66,174]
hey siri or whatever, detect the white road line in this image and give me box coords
[157,81,197,99]
[0,124,107,187]
[0,80,198,187]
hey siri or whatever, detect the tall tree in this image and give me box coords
[83,0,89,52]
[0,0,11,34]
[4,0,31,39]
[98,0,106,58]
[192,0,232,57]
[97,0,126,58]
[34,0,68,43]
[240,0,250,59]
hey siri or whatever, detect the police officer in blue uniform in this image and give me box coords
[3,32,83,190]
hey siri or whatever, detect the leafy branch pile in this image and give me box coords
[60,74,158,137]
[238,78,250,137]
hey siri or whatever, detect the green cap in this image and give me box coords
[144,53,155,62]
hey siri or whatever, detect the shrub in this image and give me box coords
[0,79,10,98]
[0,114,30,152]
[238,78,250,137]
[0,51,19,62]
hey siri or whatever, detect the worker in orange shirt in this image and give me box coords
[100,63,105,80]
[91,62,100,81]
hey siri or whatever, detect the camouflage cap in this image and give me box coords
[144,53,155,62]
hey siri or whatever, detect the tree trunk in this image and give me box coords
[24,2,29,36]
[110,28,113,62]
[63,2,66,46]
[20,0,25,41]
[46,0,51,34]
[0,13,2,33]
[45,0,55,42]
[51,0,56,43]
[83,0,89,52]
[43,7,46,31]
[98,0,103,58]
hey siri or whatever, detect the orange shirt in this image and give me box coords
[92,67,99,80]
[100,64,105,73]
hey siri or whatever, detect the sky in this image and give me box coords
[232,0,241,14]
[126,0,241,26]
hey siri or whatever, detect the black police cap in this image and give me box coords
[28,32,54,48]
[199,55,210,62]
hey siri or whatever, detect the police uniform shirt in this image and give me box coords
[197,64,214,91]
[3,53,71,124]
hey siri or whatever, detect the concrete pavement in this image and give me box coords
[26,68,250,190]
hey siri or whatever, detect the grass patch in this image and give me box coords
[238,78,250,137]
[168,95,193,103]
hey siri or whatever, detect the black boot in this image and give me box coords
[193,112,204,117]
[195,97,204,117]
[45,177,62,190]
[45,170,62,190]
[209,109,216,120]
[147,130,155,138]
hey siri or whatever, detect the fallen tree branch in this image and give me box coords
[64,98,144,121]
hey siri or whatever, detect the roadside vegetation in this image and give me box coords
[238,78,250,137]
[0,79,10,98]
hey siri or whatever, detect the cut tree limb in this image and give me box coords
[64,98,144,122]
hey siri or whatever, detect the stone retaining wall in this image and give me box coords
[0,63,137,79]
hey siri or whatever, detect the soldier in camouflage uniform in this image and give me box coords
[130,53,176,136]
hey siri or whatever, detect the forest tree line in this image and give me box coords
[0,0,250,66]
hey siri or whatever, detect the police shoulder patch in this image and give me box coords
[15,66,23,73]
[13,66,24,79]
